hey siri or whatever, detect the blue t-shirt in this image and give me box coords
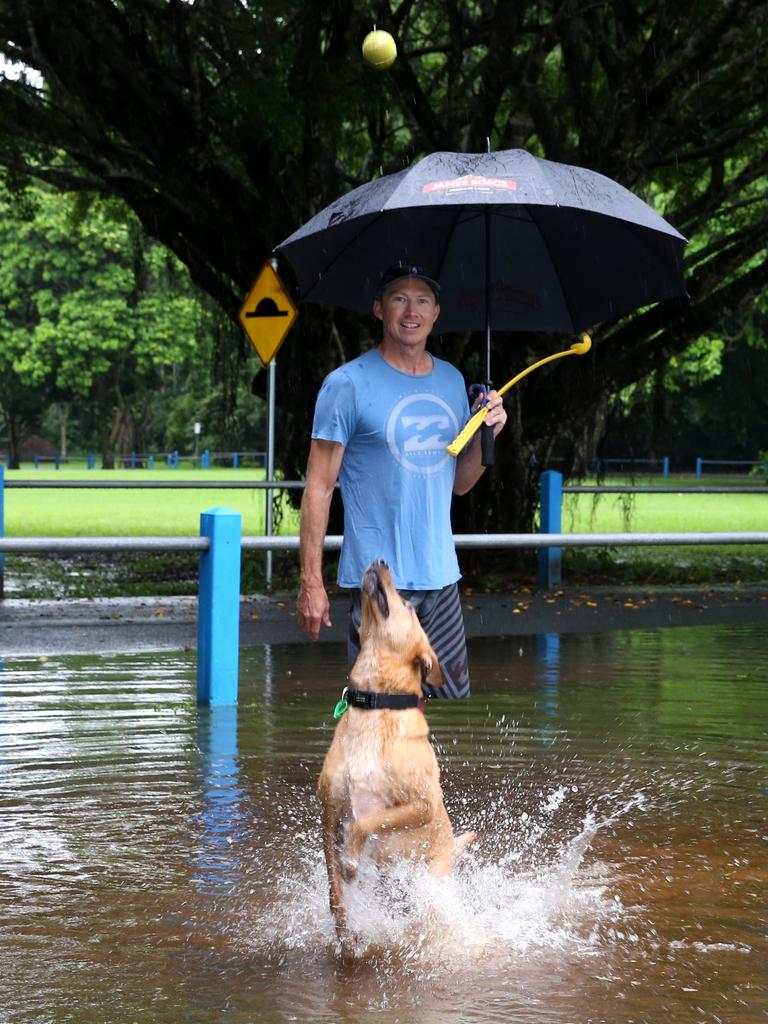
[312,348,470,590]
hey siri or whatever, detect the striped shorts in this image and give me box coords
[347,582,470,700]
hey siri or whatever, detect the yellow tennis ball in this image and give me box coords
[362,30,397,70]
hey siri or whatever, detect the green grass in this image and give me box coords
[2,467,304,598]
[558,477,768,585]
[3,466,301,536]
[5,468,764,538]
[563,489,768,534]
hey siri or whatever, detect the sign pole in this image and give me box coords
[237,257,298,594]
[266,353,276,590]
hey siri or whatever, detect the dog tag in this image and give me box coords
[333,698,349,719]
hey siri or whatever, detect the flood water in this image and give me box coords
[1,624,766,1024]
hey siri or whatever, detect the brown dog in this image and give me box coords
[317,559,476,940]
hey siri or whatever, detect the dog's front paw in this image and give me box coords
[340,821,366,879]
[338,849,359,881]
[455,830,478,854]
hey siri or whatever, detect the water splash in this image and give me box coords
[237,787,647,970]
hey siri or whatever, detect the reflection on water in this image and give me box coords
[194,706,247,893]
[0,625,766,1023]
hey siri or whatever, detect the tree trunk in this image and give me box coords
[6,410,23,470]
[94,377,116,469]
[109,389,137,466]
[58,402,70,460]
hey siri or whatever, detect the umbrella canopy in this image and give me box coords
[276,148,686,336]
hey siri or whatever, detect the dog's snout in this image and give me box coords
[361,567,377,596]
[362,560,390,591]
[362,560,391,617]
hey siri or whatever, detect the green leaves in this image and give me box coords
[0,183,221,461]
[0,186,199,389]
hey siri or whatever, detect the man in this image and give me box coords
[296,262,507,698]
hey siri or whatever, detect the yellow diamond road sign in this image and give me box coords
[238,261,298,366]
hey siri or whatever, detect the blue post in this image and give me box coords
[87,454,96,470]
[54,455,60,470]
[538,470,562,588]
[34,455,40,470]
[202,449,210,470]
[149,454,155,470]
[197,507,242,705]
[130,451,137,469]
[662,456,669,477]
[695,457,702,478]
[174,449,180,469]
[0,464,4,599]
[233,452,239,469]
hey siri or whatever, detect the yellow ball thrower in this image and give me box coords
[446,333,592,458]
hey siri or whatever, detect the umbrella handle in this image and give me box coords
[481,423,495,466]
[446,334,592,459]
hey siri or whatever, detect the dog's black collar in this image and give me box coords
[344,688,421,710]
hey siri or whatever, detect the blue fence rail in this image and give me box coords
[544,455,766,477]
[15,450,267,470]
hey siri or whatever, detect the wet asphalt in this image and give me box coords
[1,585,767,657]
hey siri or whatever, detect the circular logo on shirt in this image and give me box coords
[386,393,459,475]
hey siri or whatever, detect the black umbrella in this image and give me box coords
[276,148,686,463]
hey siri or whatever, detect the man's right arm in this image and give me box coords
[297,438,345,640]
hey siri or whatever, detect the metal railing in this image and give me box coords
[3,479,306,489]
[2,469,767,596]
[564,485,768,494]
[4,531,768,556]
[9,450,267,470]
[3,520,768,707]
[6,478,766,493]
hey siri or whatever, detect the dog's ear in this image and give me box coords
[416,640,444,687]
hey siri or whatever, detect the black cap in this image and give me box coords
[377,262,440,299]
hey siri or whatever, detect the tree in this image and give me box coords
[0,353,49,470]
[1,1,766,532]
[603,303,768,467]
[0,184,58,467]
[0,183,213,465]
